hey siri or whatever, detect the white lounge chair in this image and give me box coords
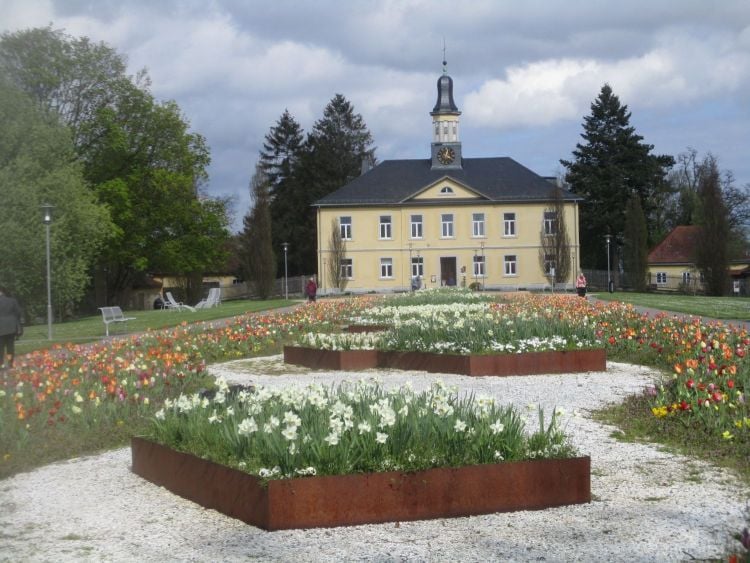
[164,291,195,312]
[194,287,221,309]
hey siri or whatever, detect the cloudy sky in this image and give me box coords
[3,0,750,231]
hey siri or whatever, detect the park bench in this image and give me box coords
[99,306,136,336]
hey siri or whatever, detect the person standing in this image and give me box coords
[0,287,23,369]
[575,272,587,297]
[305,277,317,302]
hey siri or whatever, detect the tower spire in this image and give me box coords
[442,38,447,74]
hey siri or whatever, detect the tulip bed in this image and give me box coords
[0,299,372,478]
[3,289,750,480]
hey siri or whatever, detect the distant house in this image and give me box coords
[647,225,750,294]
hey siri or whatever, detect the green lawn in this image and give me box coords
[593,292,750,321]
[16,298,300,355]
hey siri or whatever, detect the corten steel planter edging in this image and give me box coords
[131,437,591,531]
[283,346,379,370]
[345,324,391,333]
[284,346,606,376]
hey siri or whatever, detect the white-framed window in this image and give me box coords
[503,212,516,237]
[472,213,485,237]
[339,216,352,240]
[543,253,555,276]
[682,271,691,284]
[379,215,392,239]
[504,255,517,276]
[473,255,485,277]
[380,258,393,278]
[441,213,454,238]
[340,258,353,279]
[656,272,667,285]
[410,214,423,239]
[411,256,424,278]
[440,186,454,195]
[543,211,557,236]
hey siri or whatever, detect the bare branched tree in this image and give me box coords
[538,186,572,284]
[327,218,348,291]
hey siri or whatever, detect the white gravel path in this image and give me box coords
[1,357,748,562]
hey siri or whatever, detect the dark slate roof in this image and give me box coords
[314,157,581,206]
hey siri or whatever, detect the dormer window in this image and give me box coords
[440,186,454,195]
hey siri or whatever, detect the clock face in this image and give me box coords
[437,146,455,165]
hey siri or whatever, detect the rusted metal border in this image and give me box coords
[283,346,606,376]
[132,437,591,531]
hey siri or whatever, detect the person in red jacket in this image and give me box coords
[305,277,317,302]
[575,272,587,297]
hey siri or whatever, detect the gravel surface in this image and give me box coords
[1,357,747,562]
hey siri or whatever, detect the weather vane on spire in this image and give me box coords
[442,38,447,74]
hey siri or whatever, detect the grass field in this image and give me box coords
[593,292,750,321]
[16,298,298,355]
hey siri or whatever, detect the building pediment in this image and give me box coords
[405,177,487,202]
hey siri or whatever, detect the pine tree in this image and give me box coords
[561,84,674,269]
[241,164,276,299]
[293,94,375,274]
[695,156,730,296]
[623,192,649,292]
[261,110,305,277]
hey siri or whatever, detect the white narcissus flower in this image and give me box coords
[490,420,505,434]
[357,421,372,434]
[155,409,165,420]
[454,419,467,432]
[324,432,340,446]
[208,410,221,424]
[281,425,298,441]
[376,432,388,444]
[238,417,258,436]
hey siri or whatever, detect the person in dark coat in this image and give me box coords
[305,278,317,302]
[0,287,23,369]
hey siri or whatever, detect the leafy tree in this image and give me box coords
[1,27,229,306]
[292,94,375,274]
[241,165,275,299]
[261,110,304,277]
[0,78,111,318]
[561,84,674,270]
[538,186,571,285]
[695,156,730,296]
[623,192,649,292]
[327,218,348,291]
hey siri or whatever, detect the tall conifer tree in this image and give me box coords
[561,84,673,269]
[695,156,730,296]
[241,164,275,299]
[261,110,305,276]
[623,192,649,291]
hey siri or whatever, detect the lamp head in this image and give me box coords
[41,203,54,225]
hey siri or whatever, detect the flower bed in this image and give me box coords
[284,346,606,376]
[131,436,590,530]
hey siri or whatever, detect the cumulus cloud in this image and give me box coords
[464,28,750,129]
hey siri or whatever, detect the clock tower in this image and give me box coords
[430,60,462,170]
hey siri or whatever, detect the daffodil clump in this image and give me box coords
[147,377,576,481]
[314,300,599,355]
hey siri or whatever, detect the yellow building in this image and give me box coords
[314,65,582,294]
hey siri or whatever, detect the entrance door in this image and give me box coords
[440,257,457,286]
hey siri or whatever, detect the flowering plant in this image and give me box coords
[146,377,576,481]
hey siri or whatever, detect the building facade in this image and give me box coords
[314,65,582,294]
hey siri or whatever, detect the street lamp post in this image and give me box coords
[282,242,289,300]
[605,234,612,293]
[41,204,54,340]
